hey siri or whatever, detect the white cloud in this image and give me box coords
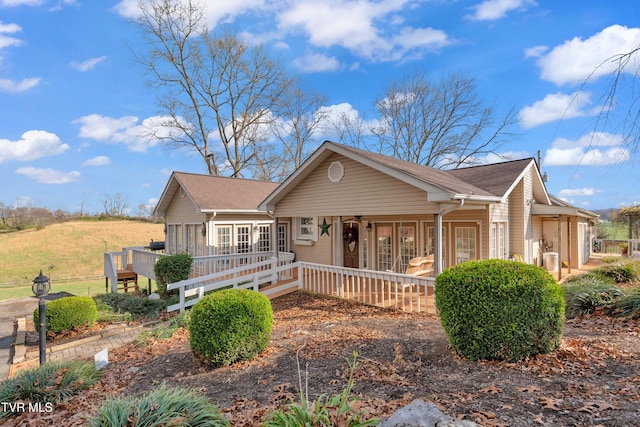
[558,188,597,197]
[278,0,452,62]
[0,0,43,6]
[71,56,107,71]
[0,77,40,92]
[544,131,630,166]
[518,91,600,129]
[524,45,546,58]
[16,167,81,184]
[533,24,640,86]
[114,0,265,29]
[82,155,110,166]
[466,0,537,21]
[74,114,186,152]
[0,21,22,49]
[0,130,69,163]
[292,53,340,73]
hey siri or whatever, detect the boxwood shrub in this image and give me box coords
[189,289,273,367]
[435,259,564,362]
[34,296,98,335]
[154,253,192,297]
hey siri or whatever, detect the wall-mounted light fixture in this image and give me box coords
[201,222,206,237]
[366,222,372,232]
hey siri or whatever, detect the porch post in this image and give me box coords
[567,217,572,274]
[557,214,562,280]
[336,216,343,267]
[434,213,442,275]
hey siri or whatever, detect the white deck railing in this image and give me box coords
[167,260,436,314]
[167,257,296,312]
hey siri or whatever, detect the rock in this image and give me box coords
[380,400,480,427]
[148,293,160,300]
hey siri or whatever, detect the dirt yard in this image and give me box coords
[8,291,640,426]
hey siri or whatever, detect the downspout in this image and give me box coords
[209,212,216,255]
[434,199,465,275]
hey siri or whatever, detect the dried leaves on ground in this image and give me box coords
[7,291,640,427]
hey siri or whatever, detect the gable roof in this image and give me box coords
[448,157,551,204]
[154,172,279,216]
[531,194,600,220]
[261,141,564,211]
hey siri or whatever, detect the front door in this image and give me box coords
[343,223,359,268]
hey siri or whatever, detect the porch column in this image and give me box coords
[567,217,572,274]
[434,213,443,275]
[336,216,343,267]
[557,214,563,280]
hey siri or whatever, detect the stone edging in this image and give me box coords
[11,318,162,365]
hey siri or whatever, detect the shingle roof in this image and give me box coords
[337,144,496,197]
[163,172,279,213]
[447,158,535,197]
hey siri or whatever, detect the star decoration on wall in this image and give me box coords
[319,217,331,236]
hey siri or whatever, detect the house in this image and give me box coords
[153,172,281,257]
[258,141,599,278]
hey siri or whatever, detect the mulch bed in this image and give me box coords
[6,291,640,426]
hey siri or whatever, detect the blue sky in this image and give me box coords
[1,0,640,214]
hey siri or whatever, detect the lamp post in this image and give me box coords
[32,270,50,365]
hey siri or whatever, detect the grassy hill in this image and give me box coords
[0,220,164,288]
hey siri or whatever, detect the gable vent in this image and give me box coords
[328,161,344,183]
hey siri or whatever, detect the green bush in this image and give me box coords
[154,253,193,297]
[612,286,640,319]
[94,293,166,320]
[34,295,98,335]
[435,259,565,362]
[134,310,191,347]
[88,384,229,427]
[562,275,623,319]
[592,261,639,283]
[0,361,100,420]
[189,289,273,367]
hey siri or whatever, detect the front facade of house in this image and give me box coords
[260,142,599,276]
[154,172,284,257]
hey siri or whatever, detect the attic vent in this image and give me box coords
[328,161,344,183]
[179,187,186,198]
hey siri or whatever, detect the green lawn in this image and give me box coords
[0,280,159,301]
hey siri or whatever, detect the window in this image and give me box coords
[295,217,317,242]
[258,225,271,252]
[278,223,289,253]
[398,225,416,272]
[455,226,477,264]
[216,226,231,255]
[237,226,250,254]
[426,225,447,268]
[376,225,393,271]
[489,222,506,259]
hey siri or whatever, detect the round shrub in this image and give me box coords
[34,296,98,335]
[154,253,193,298]
[435,259,565,362]
[189,289,273,367]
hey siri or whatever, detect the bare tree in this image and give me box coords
[328,109,369,149]
[371,70,518,168]
[251,80,329,181]
[133,0,290,177]
[587,45,640,154]
[103,193,128,217]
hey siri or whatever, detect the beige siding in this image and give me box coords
[165,190,205,224]
[523,170,534,263]
[276,154,432,217]
[532,216,543,266]
[290,216,332,265]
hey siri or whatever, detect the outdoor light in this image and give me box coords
[32,270,50,365]
[32,270,50,297]
[366,222,372,232]
[201,222,206,237]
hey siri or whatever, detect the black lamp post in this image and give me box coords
[32,270,50,365]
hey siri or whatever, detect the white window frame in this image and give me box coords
[294,217,317,245]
